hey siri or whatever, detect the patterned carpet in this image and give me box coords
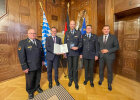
[31,85,74,100]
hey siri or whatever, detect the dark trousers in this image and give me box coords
[47,56,59,83]
[83,59,95,82]
[99,54,114,84]
[25,69,41,94]
[68,56,79,84]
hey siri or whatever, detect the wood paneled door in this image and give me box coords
[115,15,140,81]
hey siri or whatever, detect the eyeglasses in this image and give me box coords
[52,31,57,32]
[29,33,37,34]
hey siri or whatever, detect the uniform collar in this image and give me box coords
[86,33,91,36]
[70,29,75,32]
[52,35,56,38]
[103,33,109,37]
[28,38,36,42]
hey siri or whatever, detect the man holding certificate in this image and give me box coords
[64,20,82,90]
[46,27,62,88]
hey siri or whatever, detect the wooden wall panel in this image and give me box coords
[37,0,97,35]
[37,0,66,37]
[97,0,105,35]
[115,16,140,81]
[69,0,97,34]
[105,0,140,33]
[105,0,140,34]
[105,0,114,33]
[0,0,37,81]
[114,0,140,13]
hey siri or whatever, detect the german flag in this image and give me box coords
[63,11,70,43]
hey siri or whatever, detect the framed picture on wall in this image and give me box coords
[0,0,7,19]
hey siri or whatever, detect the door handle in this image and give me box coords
[138,50,140,52]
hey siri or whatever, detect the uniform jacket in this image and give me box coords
[64,29,82,56]
[81,33,99,59]
[18,38,44,71]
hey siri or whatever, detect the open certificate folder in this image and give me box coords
[54,43,68,54]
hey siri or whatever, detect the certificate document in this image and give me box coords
[54,43,68,54]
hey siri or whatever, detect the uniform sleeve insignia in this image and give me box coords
[27,46,32,48]
[18,46,21,51]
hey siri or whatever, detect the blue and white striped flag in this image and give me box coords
[42,11,51,67]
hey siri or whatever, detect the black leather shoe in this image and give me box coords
[29,93,34,99]
[98,80,102,85]
[49,82,52,89]
[68,81,72,87]
[56,81,60,86]
[83,81,87,85]
[90,82,94,87]
[37,88,43,93]
[75,84,79,90]
[108,84,112,91]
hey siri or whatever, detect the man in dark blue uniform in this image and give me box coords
[18,29,44,99]
[80,25,99,87]
[46,27,62,89]
[64,20,82,90]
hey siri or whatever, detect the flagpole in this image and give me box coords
[61,2,70,79]
[39,1,43,12]
[67,2,70,15]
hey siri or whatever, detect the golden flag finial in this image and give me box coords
[39,1,43,11]
[67,2,70,14]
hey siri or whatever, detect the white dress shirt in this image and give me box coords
[29,38,37,45]
[52,36,56,43]
[103,34,109,43]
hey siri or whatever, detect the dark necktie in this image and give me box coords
[71,30,74,34]
[87,34,90,39]
[104,36,107,44]
[33,39,36,46]
[53,37,56,43]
